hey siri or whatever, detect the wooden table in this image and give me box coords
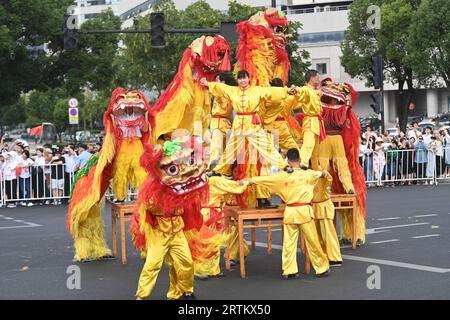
[110,201,137,264]
[224,194,358,278]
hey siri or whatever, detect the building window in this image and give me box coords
[316,63,327,75]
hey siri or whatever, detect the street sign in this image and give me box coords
[69,107,79,125]
[68,97,79,108]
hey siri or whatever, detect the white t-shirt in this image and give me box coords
[18,158,34,179]
[422,133,432,146]
[407,129,422,140]
[3,160,17,180]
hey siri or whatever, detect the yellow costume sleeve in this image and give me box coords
[250,172,289,195]
[208,176,248,195]
[207,82,234,100]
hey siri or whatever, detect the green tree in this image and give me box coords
[408,0,450,89]
[341,0,420,131]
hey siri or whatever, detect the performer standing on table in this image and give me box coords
[208,72,235,168]
[312,171,343,266]
[200,70,293,177]
[241,148,330,279]
[288,70,326,169]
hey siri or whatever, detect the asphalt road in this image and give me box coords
[1,184,449,300]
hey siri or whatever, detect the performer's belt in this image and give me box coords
[275,117,285,122]
[287,202,312,207]
[312,198,331,204]
[304,114,327,142]
[325,129,343,136]
[212,115,228,119]
[236,112,260,125]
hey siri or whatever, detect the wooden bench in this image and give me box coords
[110,201,137,264]
[223,194,358,278]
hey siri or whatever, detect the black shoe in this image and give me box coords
[99,255,117,261]
[229,259,237,267]
[356,239,364,246]
[299,164,308,170]
[206,170,219,177]
[208,272,225,278]
[316,269,330,277]
[263,199,278,209]
[339,238,351,245]
[195,274,209,281]
[181,293,196,300]
[329,261,343,267]
[284,166,294,173]
[113,199,125,203]
[282,273,299,280]
[257,199,264,209]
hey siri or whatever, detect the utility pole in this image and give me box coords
[272,0,277,8]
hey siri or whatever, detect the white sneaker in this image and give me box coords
[7,204,16,208]
[20,202,27,207]
[52,201,58,205]
[45,200,50,205]
[27,202,34,207]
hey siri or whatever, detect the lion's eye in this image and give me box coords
[165,164,179,176]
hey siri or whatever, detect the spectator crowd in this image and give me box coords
[0,139,101,208]
[359,123,450,187]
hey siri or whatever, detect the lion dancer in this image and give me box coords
[131,137,226,300]
[233,8,295,209]
[290,69,327,170]
[152,36,231,143]
[200,71,293,182]
[196,173,249,278]
[67,88,153,262]
[318,78,366,245]
[208,72,235,169]
[312,170,343,266]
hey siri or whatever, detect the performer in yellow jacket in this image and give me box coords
[196,174,249,278]
[243,148,330,278]
[312,172,343,265]
[289,70,326,169]
[208,73,235,168]
[200,70,292,177]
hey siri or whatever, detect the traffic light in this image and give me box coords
[150,12,165,48]
[64,15,79,51]
[370,92,381,114]
[371,54,383,89]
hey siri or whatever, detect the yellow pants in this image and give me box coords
[283,221,329,275]
[339,208,366,243]
[209,118,231,167]
[135,228,194,299]
[318,135,355,193]
[112,138,147,201]
[215,128,287,175]
[227,224,250,261]
[300,130,319,168]
[315,219,342,262]
[265,120,299,153]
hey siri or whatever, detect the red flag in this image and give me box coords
[29,125,43,136]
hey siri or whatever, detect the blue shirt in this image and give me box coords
[414,142,428,163]
[78,150,92,168]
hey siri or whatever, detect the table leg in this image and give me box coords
[267,220,272,256]
[111,211,117,258]
[251,222,256,249]
[120,213,127,264]
[238,217,246,278]
[352,205,357,250]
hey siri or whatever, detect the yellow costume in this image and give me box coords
[312,172,342,262]
[206,82,289,174]
[67,89,152,262]
[294,84,324,168]
[197,176,249,276]
[209,95,232,166]
[249,169,330,276]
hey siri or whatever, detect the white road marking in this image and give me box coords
[0,225,41,230]
[412,214,438,218]
[370,239,400,244]
[376,217,401,221]
[14,220,24,223]
[3,217,13,220]
[366,222,429,233]
[253,242,450,274]
[412,234,440,239]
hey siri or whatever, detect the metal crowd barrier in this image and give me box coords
[1,147,450,207]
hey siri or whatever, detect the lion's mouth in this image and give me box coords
[321,90,346,108]
[168,172,207,195]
